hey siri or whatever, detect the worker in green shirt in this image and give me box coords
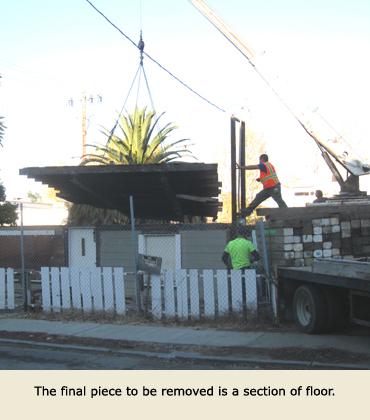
[222,229,260,270]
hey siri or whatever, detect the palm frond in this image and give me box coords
[72,106,198,225]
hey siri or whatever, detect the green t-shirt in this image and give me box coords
[225,238,256,269]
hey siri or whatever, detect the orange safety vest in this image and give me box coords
[260,162,280,189]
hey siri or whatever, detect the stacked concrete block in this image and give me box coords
[260,207,370,267]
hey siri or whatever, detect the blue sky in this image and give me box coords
[1,0,370,199]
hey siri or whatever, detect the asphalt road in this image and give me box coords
[0,341,275,370]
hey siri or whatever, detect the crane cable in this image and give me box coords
[85,0,226,118]
[103,3,163,151]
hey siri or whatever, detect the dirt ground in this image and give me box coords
[0,311,369,367]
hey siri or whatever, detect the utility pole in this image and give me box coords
[68,92,102,159]
[82,91,87,158]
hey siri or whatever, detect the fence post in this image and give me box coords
[258,217,279,325]
[20,203,27,310]
[231,117,237,222]
[130,196,141,313]
[258,217,270,278]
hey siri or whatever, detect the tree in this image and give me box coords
[0,182,18,226]
[68,205,129,226]
[0,84,17,225]
[0,75,5,147]
[27,191,42,203]
[68,107,197,225]
[0,117,5,147]
[83,107,192,165]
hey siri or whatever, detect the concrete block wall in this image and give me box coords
[258,205,370,267]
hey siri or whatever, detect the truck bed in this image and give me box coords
[277,258,370,293]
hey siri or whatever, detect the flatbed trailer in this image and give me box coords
[277,258,370,334]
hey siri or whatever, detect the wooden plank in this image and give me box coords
[6,269,15,310]
[189,269,200,319]
[203,269,215,318]
[103,267,114,312]
[257,204,370,220]
[313,259,370,281]
[216,270,229,316]
[71,176,119,211]
[160,176,184,222]
[50,267,61,313]
[20,163,221,221]
[0,269,5,310]
[231,270,243,313]
[151,274,162,319]
[278,266,370,292]
[176,194,218,202]
[114,267,125,315]
[70,267,81,309]
[138,234,146,254]
[176,269,188,319]
[91,267,103,311]
[244,270,258,312]
[164,270,176,317]
[41,267,51,312]
[80,268,92,312]
[60,267,71,309]
[175,235,181,270]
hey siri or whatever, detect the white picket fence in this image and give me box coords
[41,267,126,315]
[0,268,15,310]
[40,267,259,319]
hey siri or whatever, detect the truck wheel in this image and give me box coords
[293,285,327,334]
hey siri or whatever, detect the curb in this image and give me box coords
[0,337,368,370]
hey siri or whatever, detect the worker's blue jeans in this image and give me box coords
[240,183,287,217]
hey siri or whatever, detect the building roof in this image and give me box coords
[19,163,222,222]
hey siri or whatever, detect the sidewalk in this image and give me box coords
[0,316,369,368]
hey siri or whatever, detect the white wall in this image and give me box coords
[14,201,68,226]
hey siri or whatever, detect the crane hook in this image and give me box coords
[138,31,145,65]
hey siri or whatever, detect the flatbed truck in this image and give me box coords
[277,258,370,333]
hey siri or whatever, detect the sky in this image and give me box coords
[1,0,370,201]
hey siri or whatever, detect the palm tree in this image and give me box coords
[68,204,130,226]
[0,117,6,147]
[68,107,198,225]
[83,107,192,165]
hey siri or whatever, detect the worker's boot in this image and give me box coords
[236,209,248,225]
[237,217,246,226]
[237,208,251,218]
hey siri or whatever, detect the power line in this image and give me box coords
[0,59,78,90]
[85,0,225,113]
[0,71,73,96]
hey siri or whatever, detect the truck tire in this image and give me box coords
[293,285,328,334]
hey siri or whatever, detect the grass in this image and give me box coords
[14,305,283,333]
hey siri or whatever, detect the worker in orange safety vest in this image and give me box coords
[237,154,287,218]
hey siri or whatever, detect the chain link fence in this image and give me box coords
[0,226,67,311]
[0,220,275,324]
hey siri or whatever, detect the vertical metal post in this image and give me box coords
[258,217,279,324]
[239,121,246,210]
[258,217,270,278]
[130,196,141,313]
[20,203,27,309]
[231,117,237,223]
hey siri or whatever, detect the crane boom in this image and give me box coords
[188,0,370,196]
